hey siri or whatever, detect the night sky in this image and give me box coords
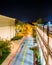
[0,0,52,23]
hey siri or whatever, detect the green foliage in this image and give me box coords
[30,46,41,65]
[0,40,11,64]
[34,47,40,60]
[11,36,23,40]
[33,28,36,42]
[15,19,24,26]
[33,34,36,43]
[33,35,36,38]
[18,21,24,26]
[37,18,42,24]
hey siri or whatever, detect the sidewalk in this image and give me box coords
[1,37,26,65]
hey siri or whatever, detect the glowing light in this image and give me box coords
[48,21,51,24]
[27,34,31,37]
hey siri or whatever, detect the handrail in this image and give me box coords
[36,29,52,58]
[38,37,47,62]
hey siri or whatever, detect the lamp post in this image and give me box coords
[47,21,50,65]
[43,24,44,47]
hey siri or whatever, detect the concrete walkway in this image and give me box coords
[10,36,34,65]
[1,37,26,65]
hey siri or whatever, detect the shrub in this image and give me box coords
[30,46,42,65]
[11,36,23,40]
[0,40,11,64]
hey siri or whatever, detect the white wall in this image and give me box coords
[0,17,15,40]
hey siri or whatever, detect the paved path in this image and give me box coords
[10,36,34,65]
[2,37,25,65]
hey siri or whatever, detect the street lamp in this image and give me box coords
[43,24,44,44]
[47,21,51,65]
[48,21,51,24]
[47,21,51,45]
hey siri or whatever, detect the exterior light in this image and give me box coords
[48,21,51,24]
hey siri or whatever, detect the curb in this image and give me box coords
[8,37,25,65]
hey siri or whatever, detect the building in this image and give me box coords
[0,15,16,40]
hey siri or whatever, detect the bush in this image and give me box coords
[0,40,11,64]
[30,46,42,65]
[11,36,23,40]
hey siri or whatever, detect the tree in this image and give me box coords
[37,18,42,24]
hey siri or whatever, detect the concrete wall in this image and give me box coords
[0,15,16,40]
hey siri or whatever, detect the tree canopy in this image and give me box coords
[37,18,42,24]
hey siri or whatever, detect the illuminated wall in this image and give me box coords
[0,15,15,40]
